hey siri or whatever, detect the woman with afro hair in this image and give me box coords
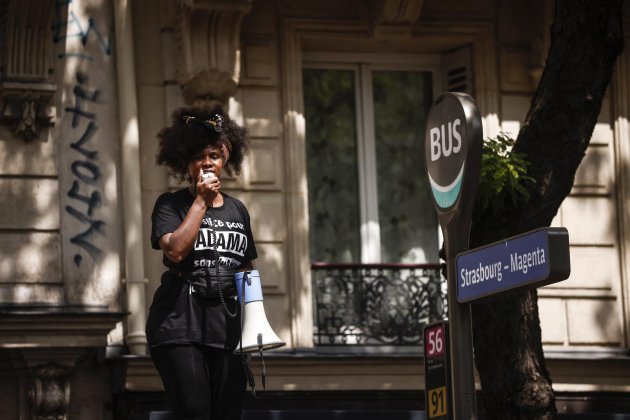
[146,105,255,419]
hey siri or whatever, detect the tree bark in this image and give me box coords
[470,1,624,419]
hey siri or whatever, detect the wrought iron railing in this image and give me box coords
[312,262,447,346]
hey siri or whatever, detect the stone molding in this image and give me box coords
[0,0,57,141]
[0,306,126,348]
[613,41,630,348]
[123,351,630,393]
[175,0,252,106]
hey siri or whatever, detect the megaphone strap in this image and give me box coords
[169,268,238,298]
[242,354,259,399]
[259,345,266,390]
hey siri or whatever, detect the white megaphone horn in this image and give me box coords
[234,270,285,353]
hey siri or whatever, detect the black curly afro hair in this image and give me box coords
[156,105,249,180]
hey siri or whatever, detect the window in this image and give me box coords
[304,56,440,264]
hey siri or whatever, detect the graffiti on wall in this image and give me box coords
[53,0,112,267]
[53,0,112,61]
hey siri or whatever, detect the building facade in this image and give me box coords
[1,0,629,418]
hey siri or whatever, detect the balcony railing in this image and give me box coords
[312,262,447,347]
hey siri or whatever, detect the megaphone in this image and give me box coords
[234,270,285,353]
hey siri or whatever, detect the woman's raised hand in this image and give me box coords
[196,169,220,207]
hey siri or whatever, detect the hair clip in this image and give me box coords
[207,114,224,133]
[182,114,223,133]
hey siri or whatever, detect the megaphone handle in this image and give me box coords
[256,333,267,389]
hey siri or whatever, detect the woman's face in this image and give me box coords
[188,145,224,183]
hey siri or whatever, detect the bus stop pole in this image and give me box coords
[444,219,477,420]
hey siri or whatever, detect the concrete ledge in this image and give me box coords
[121,346,630,393]
[0,304,127,348]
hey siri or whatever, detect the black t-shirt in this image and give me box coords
[146,188,257,349]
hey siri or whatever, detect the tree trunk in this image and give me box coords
[471,1,624,419]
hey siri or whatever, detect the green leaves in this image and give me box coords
[475,133,535,228]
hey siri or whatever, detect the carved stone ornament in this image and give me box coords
[175,0,253,105]
[370,0,424,38]
[0,0,57,141]
[0,85,56,141]
[28,363,71,420]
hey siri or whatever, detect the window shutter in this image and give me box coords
[441,45,473,94]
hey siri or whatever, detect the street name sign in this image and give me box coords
[456,227,571,303]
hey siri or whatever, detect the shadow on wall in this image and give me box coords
[545,103,625,347]
[0,124,64,304]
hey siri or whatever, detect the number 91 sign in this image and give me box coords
[424,321,451,419]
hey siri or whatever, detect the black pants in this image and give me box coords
[151,344,246,420]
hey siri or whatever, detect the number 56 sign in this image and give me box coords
[424,321,451,419]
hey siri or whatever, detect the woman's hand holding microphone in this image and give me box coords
[197,169,220,207]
